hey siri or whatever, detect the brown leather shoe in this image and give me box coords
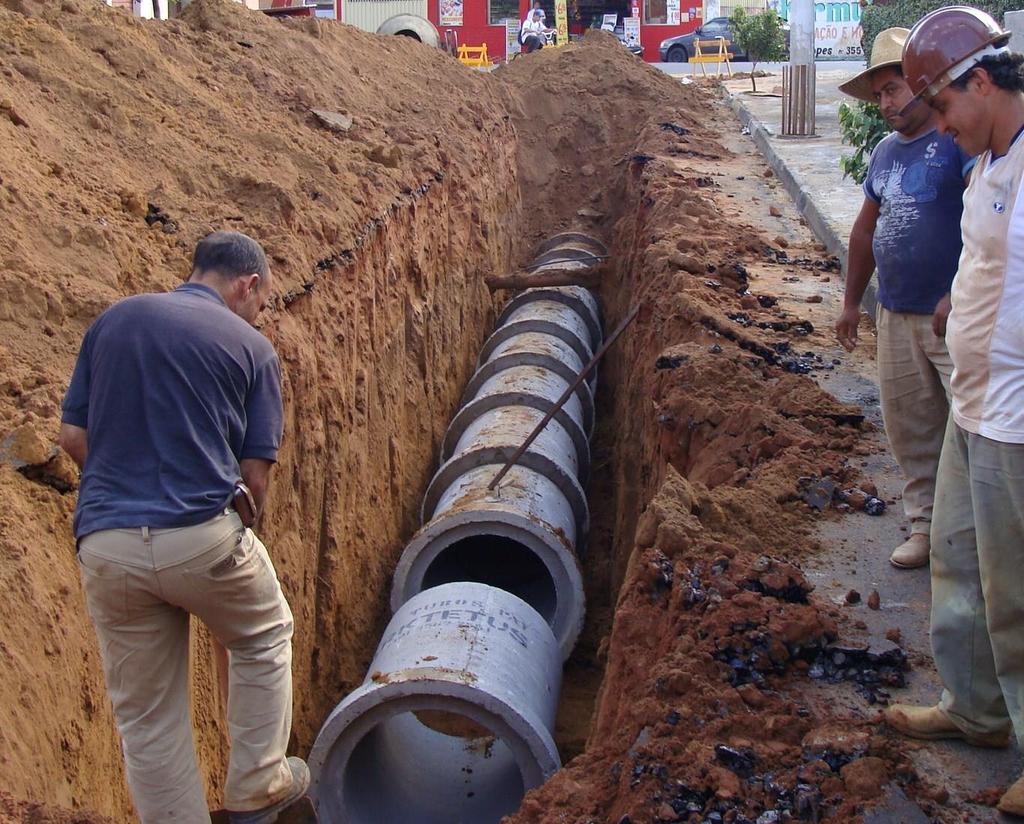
[884,704,1010,748]
[998,773,1024,817]
[889,534,930,569]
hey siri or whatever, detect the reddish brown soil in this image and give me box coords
[0,0,519,815]
[0,2,941,821]
[498,103,936,822]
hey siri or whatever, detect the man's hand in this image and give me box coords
[932,293,952,338]
[58,423,88,469]
[239,458,273,524]
[835,305,861,352]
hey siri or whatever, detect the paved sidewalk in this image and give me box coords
[721,67,878,315]
[717,66,1024,820]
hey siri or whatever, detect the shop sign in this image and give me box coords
[667,0,680,25]
[440,0,463,26]
[769,0,870,60]
[555,0,569,45]
[623,15,640,47]
[601,12,617,30]
[506,17,521,59]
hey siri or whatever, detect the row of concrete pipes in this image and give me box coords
[308,233,608,823]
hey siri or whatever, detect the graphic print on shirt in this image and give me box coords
[864,130,968,315]
[872,143,948,256]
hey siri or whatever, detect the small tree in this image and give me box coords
[838,100,890,183]
[729,8,786,93]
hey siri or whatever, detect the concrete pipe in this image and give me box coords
[479,299,595,368]
[461,330,595,435]
[496,286,602,353]
[534,232,608,259]
[309,582,562,824]
[376,13,442,48]
[393,256,602,660]
[528,246,604,271]
[494,287,601,399]
[423,405,588,532]
[392,464,586,658]
[442,364,590,482]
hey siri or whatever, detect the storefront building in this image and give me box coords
[332,0,751,63]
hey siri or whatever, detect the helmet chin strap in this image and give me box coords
[897,96,925,118]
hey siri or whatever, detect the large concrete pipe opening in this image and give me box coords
[421,534,558,623]
[393,463,585,658]
[309,583,562,824]
[338,700,526,824]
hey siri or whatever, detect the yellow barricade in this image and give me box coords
[691,37,733,78]
[457,44,490,67]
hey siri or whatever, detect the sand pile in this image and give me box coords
[496,31,718,243]
[0,0,523,815]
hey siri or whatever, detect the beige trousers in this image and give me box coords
[931,419,1024,742]
[876,306,953,535]
[78,511,295,822]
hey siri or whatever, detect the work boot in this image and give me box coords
[229,757,311,824]
[884,704,1010,748]
[998,773,1024,817]
[889,533,930,569]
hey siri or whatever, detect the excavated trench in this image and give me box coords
[306,235,608,822]
[0,5,895,821]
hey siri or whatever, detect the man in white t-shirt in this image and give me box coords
[882,7,1024,817]
[521,0,545,31]
[521,7,553,53]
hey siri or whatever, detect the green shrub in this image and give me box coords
[838,100,889,183]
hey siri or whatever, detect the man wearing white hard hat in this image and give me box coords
[835,27,974,570]
[882,6,1024,816]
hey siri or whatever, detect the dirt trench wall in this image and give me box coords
[272,174,521,751]
[0,0,522,817]
[508,111,882,822]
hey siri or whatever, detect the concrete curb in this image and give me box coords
[724,90,879,318]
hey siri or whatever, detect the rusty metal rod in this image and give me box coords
[487,303,640,491]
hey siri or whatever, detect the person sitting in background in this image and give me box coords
[521,8,553,53]
[522,0,545,28]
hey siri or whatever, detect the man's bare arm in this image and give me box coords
[835,197,881,352]
[58,423,88,470]
[239,458,274,522]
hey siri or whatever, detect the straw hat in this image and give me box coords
[839,28,911,102]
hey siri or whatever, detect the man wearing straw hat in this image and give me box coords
[881,7,1024,815]
[835,27,974,570]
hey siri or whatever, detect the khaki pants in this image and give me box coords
[78,511,295,822]
[931,419,1024,742]
[876,306,953,535]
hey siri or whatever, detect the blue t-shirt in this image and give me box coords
[864,128,974,314]
[62,283,283,538]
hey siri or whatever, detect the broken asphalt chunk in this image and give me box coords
[312,109,354,133]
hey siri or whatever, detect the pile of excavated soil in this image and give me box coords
[497,32,718,250]
[505,110,936,822]
[0,2,931,821]
[0,0,524,816]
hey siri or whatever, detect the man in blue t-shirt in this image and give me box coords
[835,28,974,570]
[59,231,308,824]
